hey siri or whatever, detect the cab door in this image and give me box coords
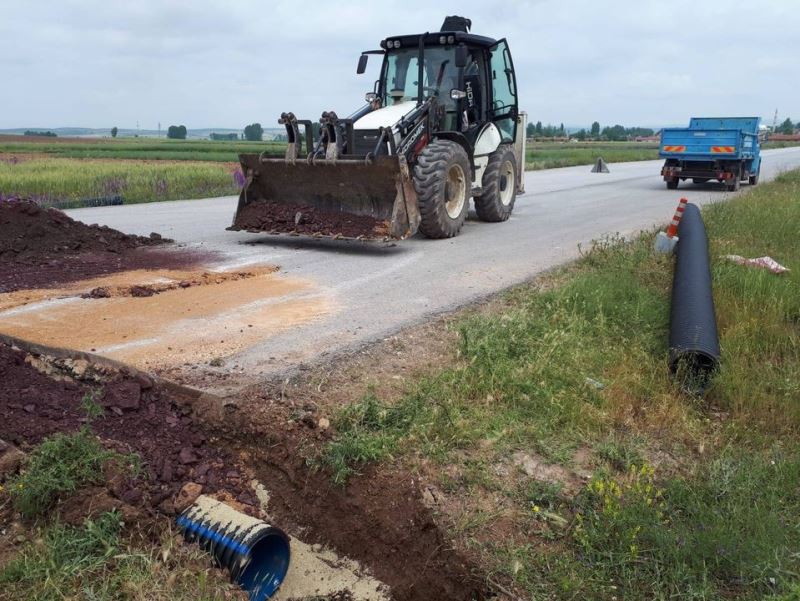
[487,39,518,142]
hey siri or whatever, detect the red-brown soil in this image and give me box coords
[0,199,209,292]
[204,386,488,601]
[0,343,255,515]
[1,335,489,601]
[232,199,390,239]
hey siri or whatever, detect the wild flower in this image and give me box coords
[232,167,246,188]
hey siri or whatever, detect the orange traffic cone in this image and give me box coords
[655,197,688,254]
[666,197,689,238]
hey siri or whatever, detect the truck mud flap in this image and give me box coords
[230,154,421,241]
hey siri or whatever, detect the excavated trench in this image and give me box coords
[0,338,488,601]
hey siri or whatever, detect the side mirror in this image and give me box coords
[455,45,468,68]
[365,92,378,103]
[357,54,368,74]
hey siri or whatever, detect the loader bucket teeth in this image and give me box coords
[229,154,421,241]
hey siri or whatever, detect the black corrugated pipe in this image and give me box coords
[177,495,290,600]
[668,202,720,394]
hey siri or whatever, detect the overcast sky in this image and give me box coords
[1,0,796,130]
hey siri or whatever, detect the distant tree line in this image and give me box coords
[167,125,187,139]
[526,120,655,141]
[24,130,57,137]
[209,132,239,141]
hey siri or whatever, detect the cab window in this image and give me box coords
[488,40,517,141]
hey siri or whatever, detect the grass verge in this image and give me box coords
[524,140,798,171]
[322,169,800,599]
[525,141,659,170]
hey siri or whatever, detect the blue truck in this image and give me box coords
[659,117,762,191]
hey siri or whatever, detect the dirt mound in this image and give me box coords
[233,200,390,239]
[1,199,165,258]
[0,199,209,292]
[0,343,255,516]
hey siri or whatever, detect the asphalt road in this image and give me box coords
[67,147,800,378]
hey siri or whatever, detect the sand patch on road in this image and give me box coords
[0,265,335,370]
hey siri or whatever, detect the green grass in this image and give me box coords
[0,157,240,205]
[8,428,135,518]
[0,513,243,600]
[509,451,800,600]
[322,169,800,599]
[525,141,660,170]
[323,232,674,481]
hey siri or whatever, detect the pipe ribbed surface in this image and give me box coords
[668,202,720,392]
[177,495,290,600]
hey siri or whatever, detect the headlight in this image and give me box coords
[447,35,455,44]
[394,40,401,48]
[439,35,446,44]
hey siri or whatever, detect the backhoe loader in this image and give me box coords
[229,16,526,241]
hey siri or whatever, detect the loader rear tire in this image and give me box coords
[413,140,471,239]
[474,145,517,222]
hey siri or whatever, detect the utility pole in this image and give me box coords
[772,109,778,132]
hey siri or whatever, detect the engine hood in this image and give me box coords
[354,101,417,130]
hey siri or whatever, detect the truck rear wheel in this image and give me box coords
[474,145,517,222]
[413,139,470,238]
[666,178,679,190]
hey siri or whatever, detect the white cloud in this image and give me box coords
[0,0,797,129]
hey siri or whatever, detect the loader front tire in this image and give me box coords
[474,145,517,222]
[413,140,470,238]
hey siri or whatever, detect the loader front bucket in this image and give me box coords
[229,154,421,241]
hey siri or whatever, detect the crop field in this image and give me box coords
[0,157,241,206]
[0,135,284,163]
[525,141,660,169]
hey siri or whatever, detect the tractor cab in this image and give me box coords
[357,17,519,144]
